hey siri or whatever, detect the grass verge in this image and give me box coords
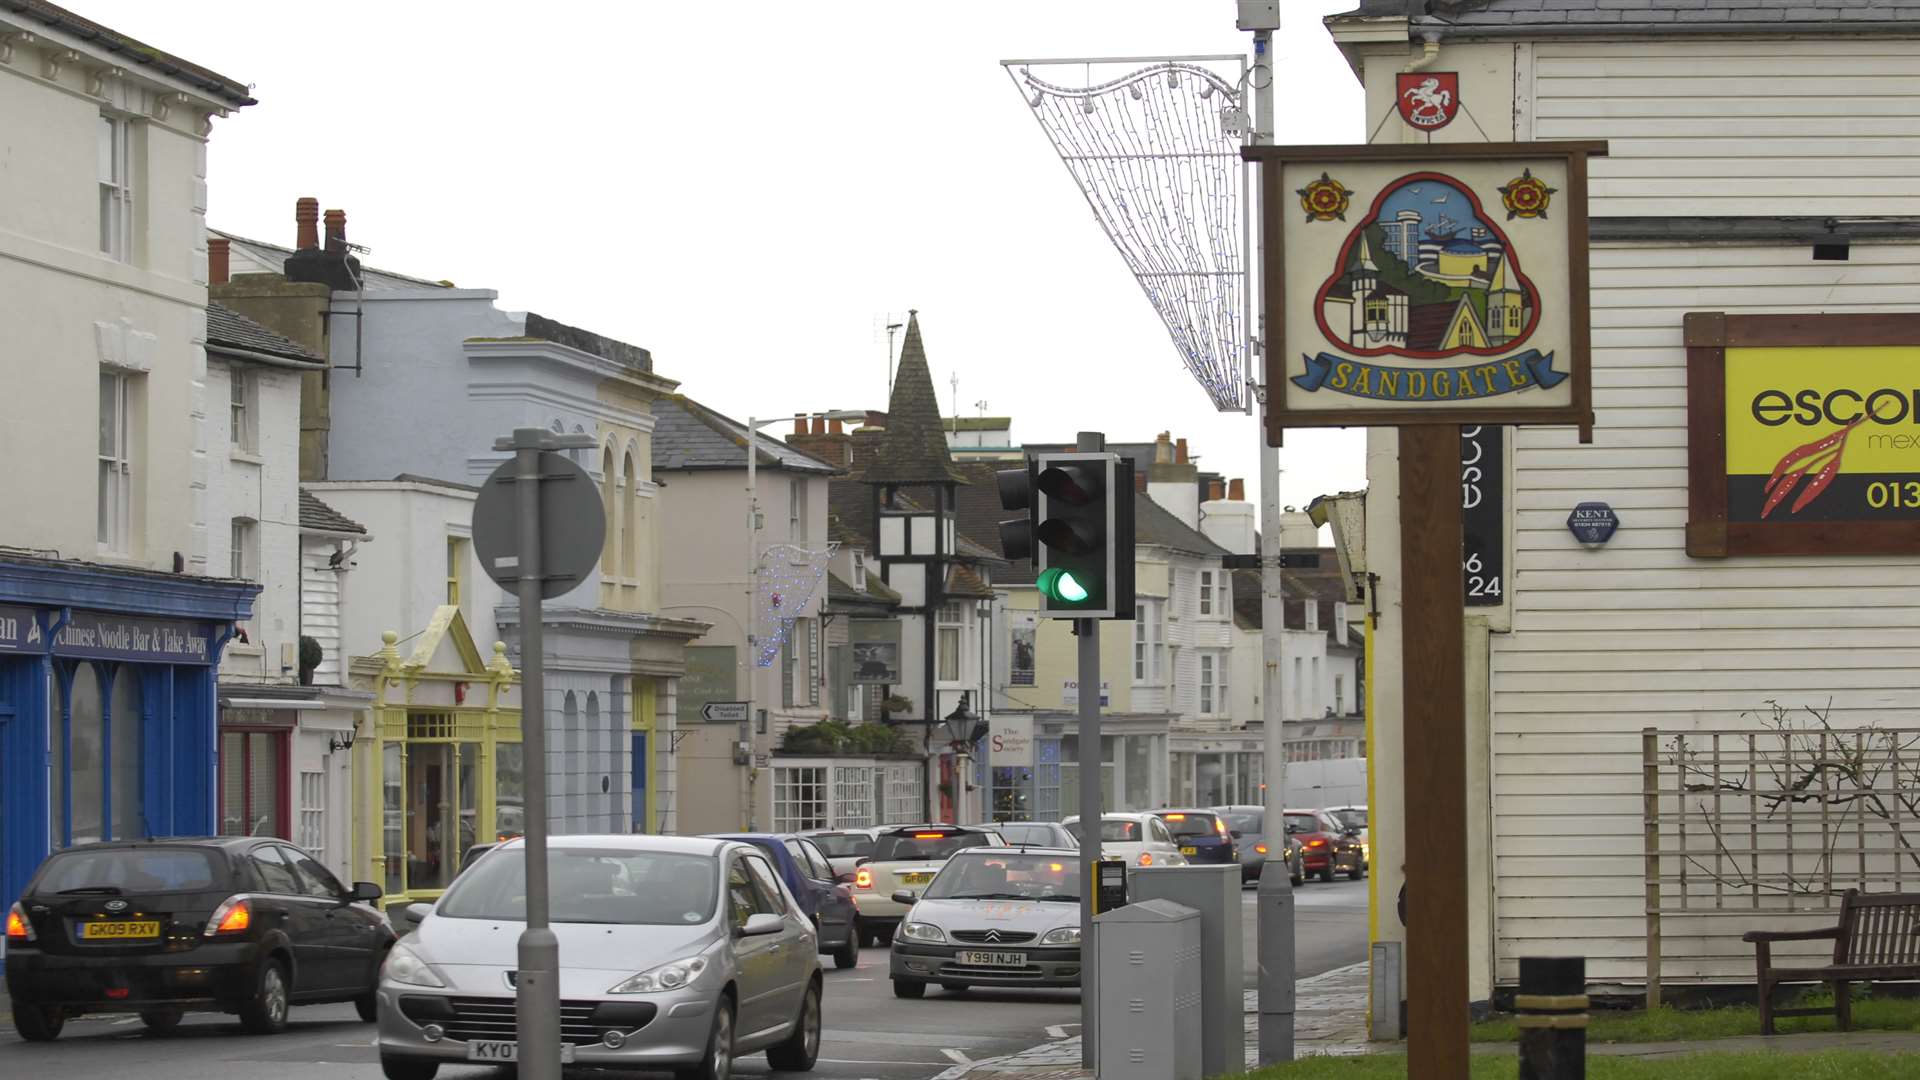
[1469,991,1920,1044]
[1233,1050,1920,1080]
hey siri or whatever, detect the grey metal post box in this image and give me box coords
[1095,898,1202,1080]
[1130,864,1243,1077]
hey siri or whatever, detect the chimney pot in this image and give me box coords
[812,415,826,435]
[208,237,230,285]
[1176,437,1189,464]
[323,209,347,254]
[829,418,845,435]
[1208,479,1225,501]
[295,197,319,250]
[1229,478,1245,501]
[793,414,807,435]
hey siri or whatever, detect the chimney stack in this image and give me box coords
[1154,432,1174,464]
[208,237,230,285]
[294,197,319,250]
[1176,437,1189,464]
[1229,478,1245,500]
[323,209,347,254]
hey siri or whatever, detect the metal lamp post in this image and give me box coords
[942,692,987,823]
[742,409,866,828]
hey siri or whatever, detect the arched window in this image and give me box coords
[563,691,580,803]
[601,445,619,576]
[621,450,638,582]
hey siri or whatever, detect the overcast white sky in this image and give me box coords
[92,0,1368,509]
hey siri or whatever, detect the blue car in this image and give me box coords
[1152,809,1240,866]
[705,832,860,969]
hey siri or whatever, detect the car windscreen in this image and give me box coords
[1328,808,1368,831]
[924,852,1080,902]
[1159,813,1223,839]
[871,831,992,862]
[1221,810,1263,835]
[437,848,718,925]
[35,848,222,894]
[1283,813,1321,834]
[809,833,875,859]
[1064,819,1143,843]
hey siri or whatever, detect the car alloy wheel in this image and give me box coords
[241,959,291,1034]
[679,996,734,1080]
[767,980,821,1070]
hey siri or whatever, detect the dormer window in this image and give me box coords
[851,552,866,590]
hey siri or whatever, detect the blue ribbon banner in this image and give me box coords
[1293,350,1565,403]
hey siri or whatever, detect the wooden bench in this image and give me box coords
[1743,889,1920,1035]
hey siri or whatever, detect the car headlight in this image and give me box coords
[1040,926,1081,945]
[608,955,710,994]
[383,943,445,988]
[899,921,946,943]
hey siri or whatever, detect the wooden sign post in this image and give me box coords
[1245,140,1605,1079]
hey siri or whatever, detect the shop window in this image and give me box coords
[68,664,105,845]
[98,113,133,261]
[220,728,285,839]
[774,766,827,832]
[884,763,922,823]
[383,743,404,893]
[459,741,479,854]
[111,670,141,841]
[98,370,133,554]
[406,742,455,891]
[495,742,525,841]
[833,765,874,827]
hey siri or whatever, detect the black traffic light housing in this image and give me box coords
[995,452,1135,620]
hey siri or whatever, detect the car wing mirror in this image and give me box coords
[836,871,857,884]
[891,889,917,905]
[1230,831,1243,839]
[402,901,435,927]
[349,881,383,903]
[741,912,784,937]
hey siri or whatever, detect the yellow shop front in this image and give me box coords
[350,607,521,908]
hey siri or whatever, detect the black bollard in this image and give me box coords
[1516,956,1586,1080]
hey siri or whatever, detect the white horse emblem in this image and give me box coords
[1401,77,1453,128]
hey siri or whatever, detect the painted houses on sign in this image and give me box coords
[1327,0,1920,1008]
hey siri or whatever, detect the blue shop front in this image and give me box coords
[0,557,256,948]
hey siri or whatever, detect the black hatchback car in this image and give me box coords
[4,837,395,1041]
[1152,809,1240,865]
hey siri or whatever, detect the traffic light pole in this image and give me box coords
[1075,428,1104,1071]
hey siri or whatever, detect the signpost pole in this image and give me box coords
[510,433,561,1080]
[1400,423,1470,1080]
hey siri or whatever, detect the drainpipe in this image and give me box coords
[1402,29,1441,77]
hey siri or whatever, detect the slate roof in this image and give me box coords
[1230,555,1351,633]
[946,564,996,599]
[1137,494,1232,559]
[207,302,324,365]
[299,490,367,536]
[827,570,900,609]
[214,229,452,292]
[865,314,971,487]
[652,396,840,474]
[0,1,255,105]
[1344,0,1920,28]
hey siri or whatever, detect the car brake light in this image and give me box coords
[913,832,946,840]
[1254,844,1269,855]
[5,903,32,941]
[1308,838,1328,848]
[855,868,873,889]
[205,896,252,936]
[1138,853,1153,866]
[1163,814,1186,821]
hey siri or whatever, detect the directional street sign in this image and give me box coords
[701,701,750,724]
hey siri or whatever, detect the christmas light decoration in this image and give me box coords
[753,542,833,667]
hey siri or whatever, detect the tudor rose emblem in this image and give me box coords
[1396,72,1461,131]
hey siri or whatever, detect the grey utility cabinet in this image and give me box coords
[1095,898,1202,1080]
[1130,864,1243,1077]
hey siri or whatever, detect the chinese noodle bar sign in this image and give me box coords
[1247,142,1604,436]
[1685,312,1920,558]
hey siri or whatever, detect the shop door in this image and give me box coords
[631,733,647,833]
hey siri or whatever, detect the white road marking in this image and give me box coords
[939,1048,974,1064]
[1044,1023,1080,1039]
[818,1059,949,1066]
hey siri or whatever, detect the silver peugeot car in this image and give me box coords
[375,835,821,1080]
[888,847,1082,997]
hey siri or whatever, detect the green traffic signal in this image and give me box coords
[1037,567,1090,604]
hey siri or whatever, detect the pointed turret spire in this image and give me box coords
[865,311,970,487]
[1357,232,1378,272]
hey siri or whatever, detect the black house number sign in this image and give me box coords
[1461,426,1504,606]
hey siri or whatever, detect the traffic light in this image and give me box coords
[995,452,1135,619]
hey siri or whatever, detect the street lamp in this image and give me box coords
[742,409,866,829]
[942,692,987,822]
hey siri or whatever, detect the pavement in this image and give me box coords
[927,959,1920,1080]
